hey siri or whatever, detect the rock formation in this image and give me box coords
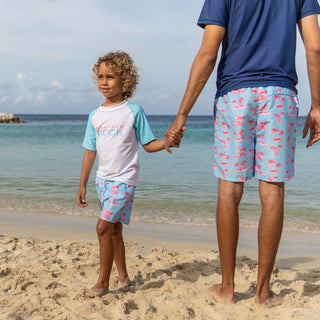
[0,113,25,123]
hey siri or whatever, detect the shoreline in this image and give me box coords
[1,209,319,270]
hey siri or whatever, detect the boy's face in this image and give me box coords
[98,63,124,104]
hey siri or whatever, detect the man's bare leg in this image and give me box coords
[255,180,284,304]
[209,179,244,303]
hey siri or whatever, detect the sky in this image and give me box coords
[0,0,318,116]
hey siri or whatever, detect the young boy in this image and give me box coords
[77,51,181,298]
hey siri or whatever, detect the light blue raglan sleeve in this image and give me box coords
[127,102,156,145]
[197,0,229,29]
[82,109,98,151]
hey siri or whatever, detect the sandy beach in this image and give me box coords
[1,210,320,320]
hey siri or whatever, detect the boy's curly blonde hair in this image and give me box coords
[93,51,139,99]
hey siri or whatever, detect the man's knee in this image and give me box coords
[218,179,244,205]
[259,180,285,209]
[259,181,284,198]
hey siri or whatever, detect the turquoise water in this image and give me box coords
[0,114,319,233]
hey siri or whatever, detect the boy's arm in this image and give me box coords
[299,14,320,147]
[142,140,165,153]
[77,149,96,207]
[143,128,185,153]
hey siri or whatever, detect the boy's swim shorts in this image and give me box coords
[95,176,135,224]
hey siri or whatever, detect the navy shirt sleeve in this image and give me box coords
[299,0,320,20]
[197,0,228,29]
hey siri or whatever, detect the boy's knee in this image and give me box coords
[96,219,114,237]
[112,222,123,238]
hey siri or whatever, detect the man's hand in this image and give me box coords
[302,107,320,148]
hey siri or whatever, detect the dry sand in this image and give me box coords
[0,211,319,319]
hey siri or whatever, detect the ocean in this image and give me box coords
[1,114,319,234]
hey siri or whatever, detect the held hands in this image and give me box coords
[166,127,186,149]
[164,127,185,153]
[302,107,320,148]
[164,116,187,153]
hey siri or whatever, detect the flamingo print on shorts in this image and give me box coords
[213,86,298,182]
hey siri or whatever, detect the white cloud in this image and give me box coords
[0,71,97,113]
[35,92,46,104]
[0,96,8,103]
[50,80,64,89]
[17,73,27,81]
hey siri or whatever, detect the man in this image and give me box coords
[164,0,320,305]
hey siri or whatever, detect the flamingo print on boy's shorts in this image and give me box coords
[95,176,135,224]
[213,87,299,182]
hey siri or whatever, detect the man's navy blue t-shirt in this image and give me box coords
[198,0,320,98]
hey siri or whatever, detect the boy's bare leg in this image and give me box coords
[113,222,129,282]
[208,179,244,303]
[94,219,115,289]
[255,180,284,304]
[82,219,114,297]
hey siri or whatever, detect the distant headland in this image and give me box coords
[0,113,25,123]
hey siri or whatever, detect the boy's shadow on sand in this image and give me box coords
[130,255,320,302]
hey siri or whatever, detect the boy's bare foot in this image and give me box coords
[81,286,109,298]
[117,277,130,292]
[207,284,234,303]
[255,290,283,307]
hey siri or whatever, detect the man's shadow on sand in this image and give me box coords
[130,255,320,302]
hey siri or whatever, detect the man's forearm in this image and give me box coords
[176,25,225,118]
[299,14,320,109]
[177,51,217,118]
[306,48,320,109]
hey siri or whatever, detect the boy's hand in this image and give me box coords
[77,187,88,208]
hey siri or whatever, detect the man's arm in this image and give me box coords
[164,24,225,153]
[298,14,320,147]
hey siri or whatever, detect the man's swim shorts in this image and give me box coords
[213,86,299,182]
